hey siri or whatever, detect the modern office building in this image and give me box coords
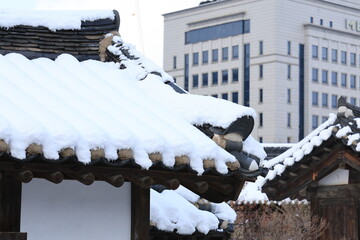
[163,0,360,143]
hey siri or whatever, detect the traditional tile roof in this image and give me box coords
[0,9,119,61]
[260,97,360,200]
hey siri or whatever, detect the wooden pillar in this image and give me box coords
[131,182,150,240]
[0,175,22,232]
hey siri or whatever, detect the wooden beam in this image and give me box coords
[35,171,64,184]
[0,233,27,240]
[66,173,95,185]
[182,180,209,194]
[126,176,153,189]
[96,174,124,188]
[131,183,149,240]
[0,175,22,232]
[14,170,33,183]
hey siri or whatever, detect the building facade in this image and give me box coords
[163,0,360,143]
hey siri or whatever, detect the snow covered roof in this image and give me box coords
[260,97,360,200]
[0,9,120,61]
[150,186,236,235]
[0,52,252,175]
[0,9,115,30]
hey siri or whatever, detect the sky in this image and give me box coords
[0,0,201,66]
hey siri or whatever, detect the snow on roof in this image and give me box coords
[150,186,236,235]
[151,189,219,234]
[0,52,256,174]
[257,113,338,187]
[107,36,257,129]
[0,9,115,31]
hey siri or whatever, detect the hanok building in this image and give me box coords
[261,97,360,240]
[0,9,266,240]
[163,0,360,144]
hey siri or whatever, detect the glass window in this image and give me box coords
[259,64,263,79]
[259,41,263,55]
[322,47,328,60]
[322,70,328,84]
[312,91,318,105]
[287,89,291,103]
[341,51,347,64]
[212,49,218,62]
[212,71,218,85]
[222,93,228,100]
[222,70,228,84]
[350,75,356,89]
[320,19,323,25]
[185,19,250,44]
[202,73,208,87]
[312,68,318,82]
[341,73,347,87]
[232,45,239,59]
[331,72,337,85]
[222,47,228,61]
[259,88,263,103]
[331,95,338,108]
[312,45,318,59]
[350,97,357,106]
[184,54,189,91]
[259,137,263,143]
[193,52,199,65]
[310,17,313,23]
[232,91,238,104]
[202,51,208,64]
[192,74,199,88]
[259,113,263,127]
[287,113,291,127]
[331,49,337,63]
[232,68,239,82]
[322,93,328,107]
[287,41,291,55]
[322,116,328,123]
[287,64,291,79]
[330,21,333,28]
[312,115,319,129]
[173,56,177,69]
[211,94,218,98]
[350,53,356,66]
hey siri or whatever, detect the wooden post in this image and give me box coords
[131,182,150,240]
[0,174,22,232]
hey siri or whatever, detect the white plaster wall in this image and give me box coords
[21,179,131,240]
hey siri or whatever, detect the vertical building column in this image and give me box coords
[243,43,250,107]
[298,44,305,140]
[0,174,22,232]
[131,183,150,240]
[184,54,189,91]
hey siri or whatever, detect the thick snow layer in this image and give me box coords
[175,185,200,203]
[0,9,114,31]
[150,189,219,234]
[237,182,268,204]
[243,135,267,162]
[210,202,237,223]
[139,76,256,129]
[151,187,237,234]
[0,53,240,174]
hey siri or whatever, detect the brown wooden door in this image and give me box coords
[314,198,357,240]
